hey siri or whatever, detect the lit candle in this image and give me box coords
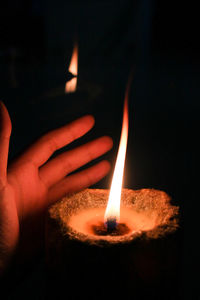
[53,187,178,243]
[46,187,179,299]
[46,79,179,299]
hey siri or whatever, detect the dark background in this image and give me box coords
[0,0,199,299]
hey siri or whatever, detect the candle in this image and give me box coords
[45,77,179,299]
[46,188,179,299]
[48,187,178,243]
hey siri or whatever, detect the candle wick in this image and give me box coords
[105,217,117,232]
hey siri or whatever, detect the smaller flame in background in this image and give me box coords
[104,80,131,226]
[65,42,78,93]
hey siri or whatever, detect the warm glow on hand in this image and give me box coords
[0,101,113,274]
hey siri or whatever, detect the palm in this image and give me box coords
[0,102,112,274]
[8,161,48,218]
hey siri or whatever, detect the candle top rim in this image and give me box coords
[48,188,179,246]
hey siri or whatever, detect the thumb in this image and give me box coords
[0,101,12,188]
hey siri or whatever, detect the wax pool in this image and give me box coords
[69,206,156,239]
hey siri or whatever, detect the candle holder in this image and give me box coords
[45,188,179,299]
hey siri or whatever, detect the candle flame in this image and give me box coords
[65,42,78,93]
[104,81,130,225]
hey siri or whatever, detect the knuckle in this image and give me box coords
[85,171,96,185]
[67,125,78,142]
[86,148,95,161]
[48,137,58,153]
[42,135,58,154]
[0,178,6,190]
[57,155,73,174]
[0,134,10,143]
[0,125,12,139]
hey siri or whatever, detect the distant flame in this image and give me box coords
[104,82,130,225]
[65,43,78,93]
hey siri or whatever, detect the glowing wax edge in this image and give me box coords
[48,189,179,246]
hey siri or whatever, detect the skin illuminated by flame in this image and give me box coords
[65,43,78,93]
[104,87,129,224]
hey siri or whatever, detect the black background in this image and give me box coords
[0,1,199,299]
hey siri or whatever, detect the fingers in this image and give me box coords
[0,101,12,188]
[39,136,113,188]
[19,115,95,167]
[46,160,110,205]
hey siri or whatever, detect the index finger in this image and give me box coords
[19,115,95,167]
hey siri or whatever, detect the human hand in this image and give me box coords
[0,101,113,274]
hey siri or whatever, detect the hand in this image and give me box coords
[0,101,113,274]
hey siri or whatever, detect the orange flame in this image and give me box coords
[65,43,78,93]
[104,82,130,225]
